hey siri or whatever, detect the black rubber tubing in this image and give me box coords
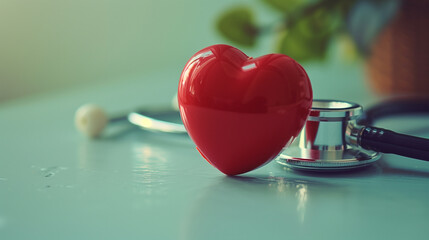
[360,126,429,161]
[359,98,429,126]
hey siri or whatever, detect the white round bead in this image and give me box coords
[75,104,108,138]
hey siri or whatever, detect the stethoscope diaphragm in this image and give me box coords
[276,100,381,171]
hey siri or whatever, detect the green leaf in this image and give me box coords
[295,8,341,39]
[275,27,329,62]
[275,6,340,62]
[262,0,311,13]
[216,6,259,47]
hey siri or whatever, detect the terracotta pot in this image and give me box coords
[366,0,429,95]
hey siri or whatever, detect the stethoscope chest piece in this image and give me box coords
[276,100,381,171]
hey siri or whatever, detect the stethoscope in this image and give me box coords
[75,97,429,172]
[278,98,429,171]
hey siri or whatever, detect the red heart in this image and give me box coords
[178,44,312,175]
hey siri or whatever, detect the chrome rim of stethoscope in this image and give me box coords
[128,111,186,134]
[276,100,381,171]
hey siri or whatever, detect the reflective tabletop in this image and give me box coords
[1,66,429,240]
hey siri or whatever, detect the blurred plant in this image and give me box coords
[216,0,401,62]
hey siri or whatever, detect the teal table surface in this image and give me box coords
[1,66,429,240]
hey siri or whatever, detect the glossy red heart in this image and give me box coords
[178,44,312,175]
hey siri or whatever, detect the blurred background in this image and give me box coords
[0,0,235,102]
[0,0,427,104]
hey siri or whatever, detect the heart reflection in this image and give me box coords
[179,175,345,240]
